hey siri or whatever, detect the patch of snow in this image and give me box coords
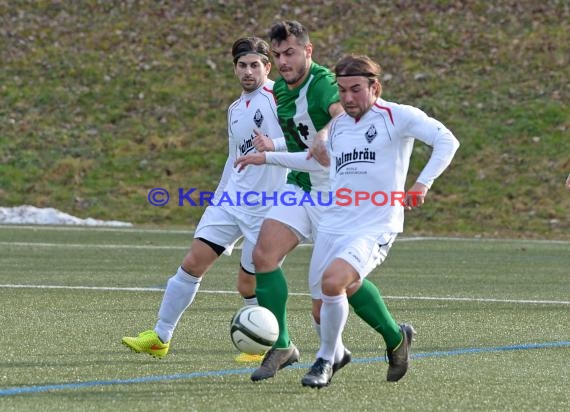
[0,205,133,227]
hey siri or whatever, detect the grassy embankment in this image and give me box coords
[1,1,568,238]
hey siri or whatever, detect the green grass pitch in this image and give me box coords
[1,226,568,411]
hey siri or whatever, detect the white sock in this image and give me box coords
[243,296,258,306]
[333,337,348,364]
[316,309,349,364]
[155,266,201,342]
[314,310,345,363]
[313,315,347,362]
[316,293,348,363]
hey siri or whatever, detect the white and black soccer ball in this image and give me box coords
[230,305,279,355]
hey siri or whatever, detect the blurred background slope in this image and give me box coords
[1,0,568,237]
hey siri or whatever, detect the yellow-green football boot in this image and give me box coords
[122,330,169,358]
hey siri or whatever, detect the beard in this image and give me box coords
[241,78,261,92]
[281,65,307,86]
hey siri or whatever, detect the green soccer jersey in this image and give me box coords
[273,62,339,192]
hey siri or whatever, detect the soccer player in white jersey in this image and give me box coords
[121,37,287,361]
[236,54,459,387]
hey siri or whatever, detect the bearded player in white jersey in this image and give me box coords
[236,54,459,387]
[122,37,287,361]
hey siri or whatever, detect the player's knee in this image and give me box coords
[181,251,207,276]
[252,243,276,271]
[322,272,346,296]
[181,254,197,274]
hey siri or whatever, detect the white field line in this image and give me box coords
[0,283,568,305]
[1,224,570,244]
[2,233,568,306]
[0,225,194,234]
[1,241,190,250]
[2,235,570,251]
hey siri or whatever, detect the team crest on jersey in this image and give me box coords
[365,125,377,143]
[253,109,264,127]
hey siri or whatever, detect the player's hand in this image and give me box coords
[404,182,429,210]
[566,174,570,191]
[252,128,275,152]
[234,152,267,172]
[307,128,330,167]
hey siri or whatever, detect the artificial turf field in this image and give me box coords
[1,225,568,411]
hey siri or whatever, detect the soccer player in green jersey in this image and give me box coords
[248,20,343,381]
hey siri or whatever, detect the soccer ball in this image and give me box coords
[230,305,279,355]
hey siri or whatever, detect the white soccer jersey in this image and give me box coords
[213,80,287,217]
[319,98,460,235]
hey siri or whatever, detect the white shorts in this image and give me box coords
[308,232,397,299]
[194,206,263,273]
[264,184,329,242]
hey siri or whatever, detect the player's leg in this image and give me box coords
[303,261,354,388]
[307,235,351,379]
[122,207,241,358]
[252,217,299,272]
[309,299,351,375]
[153,238,221,344]
[347,279,401,348]
[250,186,315,381]
[234,266,263,362]
[235,228,260,306]
[348,278,415,381]
[249,218,300,380]
[253,189,309,349]
[252,218,300,347]
[234,238,264,362]
[237,266,257,305]
[343,233,415,381]
[345,234,400,347]
[121,239,221,358]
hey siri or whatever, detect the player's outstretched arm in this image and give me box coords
[236,151,324,173]
[234,153,267,172]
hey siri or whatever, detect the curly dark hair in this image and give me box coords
[268,20,309,46]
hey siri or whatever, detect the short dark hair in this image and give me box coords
[231,37,270,65]
[268,20,309,46]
